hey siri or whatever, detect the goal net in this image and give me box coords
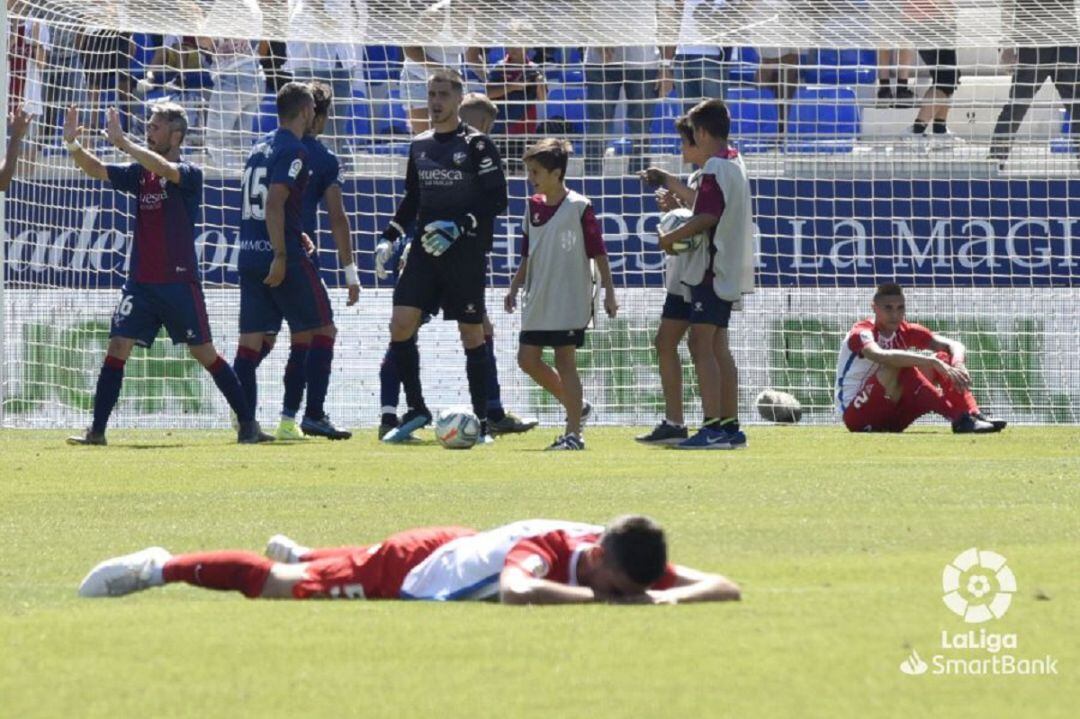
[2,0,1078,429]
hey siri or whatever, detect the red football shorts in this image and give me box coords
[843,372,926,432]
[292,526,477,599]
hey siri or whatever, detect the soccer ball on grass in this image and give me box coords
[435,407,481,449]
[755,390,803,424]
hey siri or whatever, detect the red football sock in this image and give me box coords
[162,551,273,598]
[299,545,371,562]
[897,367,963,421]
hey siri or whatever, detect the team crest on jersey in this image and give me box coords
[452,151,467,166]
[288,158,303,179]
[476,140,485,151]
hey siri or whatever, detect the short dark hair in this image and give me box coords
[428,67,464,93]
[523,138,573,181]
[688,98,731,140]
[600,515,668,586]
[149,101,188,143]
[461,92,498,122]
[873,282,905,302]
[276,81,314,121]
[675,115,695,146]
[310,81,333,118]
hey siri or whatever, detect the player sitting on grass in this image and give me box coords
[0,105,33,191]
[655,99,755,450]
[837,282,1005,433]
[636,115,711,445]
[62,104,268,445]
[374,93,537,439]
[505,139,618,450]
[78,515,740,605]
[244,82,360,441]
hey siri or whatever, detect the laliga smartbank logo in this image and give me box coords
[942,547,1015,623]
[899,548,1059,677]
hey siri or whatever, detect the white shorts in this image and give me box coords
[399,519,604,601]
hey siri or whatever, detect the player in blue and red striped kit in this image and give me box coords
[239,82,360,441]
[233,82,351,440]
[62,103,268,445]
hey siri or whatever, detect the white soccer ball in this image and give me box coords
[756,389,803,424]
[435,407,481,449]
[658,207,707,253]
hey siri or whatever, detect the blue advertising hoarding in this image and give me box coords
[4,177,1079,288]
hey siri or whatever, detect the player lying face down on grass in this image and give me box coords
[78,515,741,605]
[836,282,1006,433]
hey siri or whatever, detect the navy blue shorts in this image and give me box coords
[239,259,334,335]
[110,281,212,348]
[689,278,733,328]
[661,292,692,322]
[519,328,587,348]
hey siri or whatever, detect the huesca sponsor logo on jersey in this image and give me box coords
[419,168,464,185]
[239,239,273,252]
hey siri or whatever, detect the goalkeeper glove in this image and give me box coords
[375,222,405,279]
[421,214,476,257]
[421,220,461,257]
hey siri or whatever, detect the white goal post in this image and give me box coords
[2,0,1079,429]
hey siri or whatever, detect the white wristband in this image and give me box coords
[343,263,360,287]
[66,139,83,153]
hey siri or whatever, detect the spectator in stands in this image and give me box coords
[877,48,917,106]
[140,35,213,143]
[584,45,673,175]
[81,29,136,134]
[11,16,48,162]
[199,36,263,163]
[907,49,961,147]
[989,4,1080,165]
[486,47,547,169]
[41,25,87,136]
[258,40,292,94]
[285,0,366,152]
[671,0,729,109]
[400,46,486,134]
[755,46,800,134]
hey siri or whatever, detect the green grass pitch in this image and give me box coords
[2,426,1077,718]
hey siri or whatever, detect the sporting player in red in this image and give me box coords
[836,282,1005,433]
[78,515,740,605]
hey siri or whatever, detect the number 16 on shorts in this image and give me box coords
[113,294,135,325]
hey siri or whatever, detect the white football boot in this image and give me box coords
[78,546,172,598]
[265,534,311,564]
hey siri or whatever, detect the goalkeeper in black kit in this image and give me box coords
[378,69,509,444]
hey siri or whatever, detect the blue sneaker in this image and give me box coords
[673,425,734,450]
[382,407,432,443]
[720,425,748,449]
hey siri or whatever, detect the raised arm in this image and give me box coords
[104,108,182,184]
[0,106,34,191]
[62,105,110,181]
[323,183,360,305]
